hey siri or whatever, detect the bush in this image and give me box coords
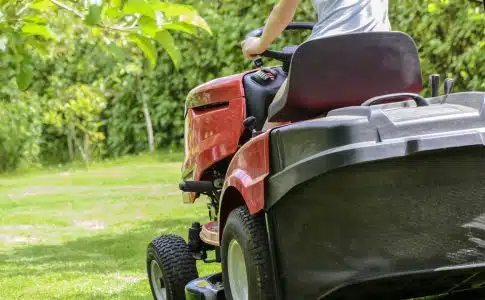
[390,0,485,94]
[0,91,42,172]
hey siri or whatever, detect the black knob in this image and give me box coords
[253,58,264,68]
[430,74,440,97]
[444,78,455,95]
[243,116,257,131]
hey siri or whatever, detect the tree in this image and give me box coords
[0,0,211,90]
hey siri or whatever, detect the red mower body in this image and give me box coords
[182,73,247,201]
[181,72,272,208]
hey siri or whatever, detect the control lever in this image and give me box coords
[444,78,455,95]
[253,57,264,68]
[430,74,440,97]
[242,116,262,138]
[243,116,257,133]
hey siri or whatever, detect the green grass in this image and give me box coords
[0,153,220,299]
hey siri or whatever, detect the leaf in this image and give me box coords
[108,42,126,59]
[85,5,103,26]
[179,14,212,35]
[30,0,56,11]
[161,22,197,36]
[27,39,48,56]
[104,7,122,18]
[90,27,103,37]
[110,0,122,8]
[153,3,197,17]
[155,30,180,68]
[17,64,34,90]
[427,3,438,13]
[139,16,158,37]
[21,24,54,39]
[123,0,154,18]
[128,34,157,69]
[21,15,48,25]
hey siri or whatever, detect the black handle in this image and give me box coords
[253,50,289,67]
[444,78,455,95]
[361,93,429,107]
[179,180,215,194]
[430,74,440,97]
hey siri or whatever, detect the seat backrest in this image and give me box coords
[267,31,423,122]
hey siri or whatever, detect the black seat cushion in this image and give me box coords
[267,31,423,122]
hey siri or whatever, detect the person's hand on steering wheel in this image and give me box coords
[241,37,268,60]
[241,0,301,62]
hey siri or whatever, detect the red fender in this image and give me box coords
[220,131,271,215]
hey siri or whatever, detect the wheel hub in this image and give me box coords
[150,260,167,300]
[227,239,248,300]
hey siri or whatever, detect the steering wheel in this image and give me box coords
[245,22,315,67]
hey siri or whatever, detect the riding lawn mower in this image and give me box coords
[146,8,485,300]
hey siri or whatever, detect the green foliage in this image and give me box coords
[0,0,210,169]
[0,0,210,88]
[0,93,42,172]
[43,84,107,163]
[390,0,485,94]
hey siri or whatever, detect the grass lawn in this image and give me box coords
[0,153,220,299]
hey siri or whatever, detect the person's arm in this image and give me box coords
[242,0,300,59]
[260,0,301,49]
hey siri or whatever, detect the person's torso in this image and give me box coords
[309,0,391,40]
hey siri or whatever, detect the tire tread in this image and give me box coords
[147,234,198,300]
[223,206,275,300]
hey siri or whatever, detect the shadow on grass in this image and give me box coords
[0,217,195,278]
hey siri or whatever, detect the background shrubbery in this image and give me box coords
[0,0,484,171]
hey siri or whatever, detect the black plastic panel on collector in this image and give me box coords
[268,92,485,207]
[270,147,485,299]
[265,92,485,299]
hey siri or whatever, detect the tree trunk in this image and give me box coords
[83,132,90,163]
[67,132,74,161]
[137,74,155,153]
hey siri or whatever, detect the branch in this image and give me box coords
[50,0,84,18]
[50,0,138,34]
[16,3,31,17]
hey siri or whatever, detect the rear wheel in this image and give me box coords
[221,206,274,300]
[147,234,198,300]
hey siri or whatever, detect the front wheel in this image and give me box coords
[221,206,275,300]
[147,234,198,300]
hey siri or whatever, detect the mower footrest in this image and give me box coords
[185,273,225,300]
[200,221,219,247]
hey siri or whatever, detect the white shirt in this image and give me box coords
[309,0,391,40]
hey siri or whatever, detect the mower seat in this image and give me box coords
[267,31,423,122]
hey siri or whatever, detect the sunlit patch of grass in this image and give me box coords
[0,152,219,299]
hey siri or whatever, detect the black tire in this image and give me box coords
[147,234,198,300]
[221,206,275,300]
